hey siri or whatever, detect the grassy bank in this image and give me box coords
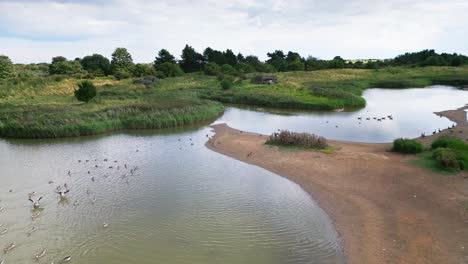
[1,66,467,138]
[0,78,223,138]
[201,66,468,110]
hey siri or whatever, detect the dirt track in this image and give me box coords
[206,107,468,264]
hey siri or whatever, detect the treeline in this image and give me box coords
[0,47,467,80]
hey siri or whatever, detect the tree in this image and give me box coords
[266,50,288,71]
[133,63,155,77]
[156,62,184,78]
[80,54,110,76]
[110,47,134,76]
[450,56,463,67]
[224,49,238,66]
[0,55,14,79]
[179,45,204,73]
[49,57,85,75]
[74,80,97,103]
[154,49,176,68]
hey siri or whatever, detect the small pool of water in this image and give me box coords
[215,86,468,143]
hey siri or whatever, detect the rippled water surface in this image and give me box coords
[216,86,468,143]
[0,127,343,264]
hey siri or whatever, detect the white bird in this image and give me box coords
[29,196,43,209]
[26,226,37,236]
[103,222,109,228]
[0,228,7,235]
[60,256,72,263]
[56,189,70,199]
[35,249,47,259]
[3,243,15,253]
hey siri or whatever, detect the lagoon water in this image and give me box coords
[0,86,466,263]
[217,86,468,143]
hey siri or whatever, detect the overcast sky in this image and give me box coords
[1,0,467,63]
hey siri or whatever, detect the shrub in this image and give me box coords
[156,62,184,78]
[432,148,461,170]
[220,77,234,90]
[74,80,97,103]
[392,138,423,154]
[113,69,132,80]
[204,62,221,76]
[133,76,159,88]
[431,137,468,151]
[267,130,328,149]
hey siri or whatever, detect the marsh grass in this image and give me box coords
[2,66,468,138]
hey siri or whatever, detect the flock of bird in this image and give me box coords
[325,113,458,137]
[0,150,141,264]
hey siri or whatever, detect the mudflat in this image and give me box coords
[206,107,468,264]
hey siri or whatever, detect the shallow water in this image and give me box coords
[0,127,343,264]
[216,86,468,143]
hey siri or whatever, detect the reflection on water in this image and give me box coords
[215,86,468,143]
[0,127,343,264]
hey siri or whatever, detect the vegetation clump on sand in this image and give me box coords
[430,137,468,170]
[407,137,468,173]
[266,130,328,149]
[392,138,424,154]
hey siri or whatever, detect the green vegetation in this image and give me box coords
[0,77,223,138]
[74,81,97,103]
[0,55,14,79]
[1,46,468,138]
[431,137,468,170]
[392,138,424,154]
[266,130,328,149]
[410,137,467,173]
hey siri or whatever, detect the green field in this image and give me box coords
[1,66,468,138]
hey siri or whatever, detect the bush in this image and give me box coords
[267,130,328,149]
[431,137,467,170]
[392,138,423,154]
[156,62,183,78]
[204,62,221,76]
[74,80,97,103]
[431,137,468,151]
[220,77,234,90]
[113,69,131,80]
[432,148,461,170]
[133,76,159,88]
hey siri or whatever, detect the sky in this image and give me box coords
[1,0,467,63]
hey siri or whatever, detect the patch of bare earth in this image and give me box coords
[206,107,468,264]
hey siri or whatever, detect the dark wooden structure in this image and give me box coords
[253,76,278,85]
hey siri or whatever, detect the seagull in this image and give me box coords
[26,226,37,236]
[56,189,70,199]
[60,256,72,263]
[103,222,109,228]
[3,243,15,253]
[29,196,43,209]
[35,249,47,259]
[0,228,7,235]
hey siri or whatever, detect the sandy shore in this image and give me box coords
[206,107,468,264]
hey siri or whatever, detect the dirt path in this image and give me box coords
[206,109,468,263]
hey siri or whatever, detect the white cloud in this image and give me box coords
[0,0,467,63]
